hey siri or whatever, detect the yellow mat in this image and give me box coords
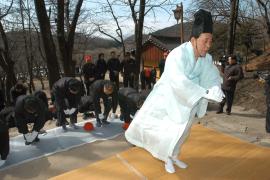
[51,125,270,180]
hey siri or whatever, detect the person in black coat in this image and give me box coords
[121,52,136,88]
[107,51,121,89]
[52,77,82,131]
[150,67,157,86]
[90,80,118,127]
[158,51,168,78]
[33,90,55,121]
[15,95,47,145]
[140,70,146,90]
[217,55,244,115]
[0,110,9,167]
[82,56,96,95]
[118,88,150,124]
[96,53,107,80]
[10,81,27,105]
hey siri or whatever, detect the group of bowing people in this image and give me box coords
[0,77,150,167]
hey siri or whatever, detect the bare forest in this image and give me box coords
[0,0,269,103]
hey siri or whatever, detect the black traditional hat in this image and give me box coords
[191,9,213,38]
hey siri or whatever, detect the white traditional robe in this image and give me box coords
[125,41,222,162]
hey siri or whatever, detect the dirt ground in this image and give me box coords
[2,74,270,179]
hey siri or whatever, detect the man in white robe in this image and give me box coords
[125,9,224,173]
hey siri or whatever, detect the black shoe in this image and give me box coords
[102,120,110,125]
[216,110,223,114]
[25,141,31,145]
[62,125,68,132]
[34,137,40,142]
[226,111,231,115]
[96,121,102,127]
[120,114,124,121]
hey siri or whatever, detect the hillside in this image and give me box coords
[234,72,266,114]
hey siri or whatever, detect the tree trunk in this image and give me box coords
[256,0,270,41]
[57,0,83,77]
[227,0,239,55]
[34,0,60,89]
[20,0,35,94]
[0,21,17,104]
[134,0,146,90]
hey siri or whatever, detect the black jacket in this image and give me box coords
[158,59,165,77]
[82,62,96,81]
[118,88,150,115]
[121,58,136,75]
[107,58,121,74]
[96,59,107,78]
[0,106,15,129]
[222,63,244,91]
[15,95,46,134]
[0,108,10,132]
[90,80,118,115]
[52,77,82,110]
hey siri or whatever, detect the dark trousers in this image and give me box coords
[0,130,9,160]
[123,74,134,88]
[109,72,119,90]
[119,99,131,123]
[16,116,47,134]
[145,77,152,89]
[84,80,95,95]
[140,78,146,90]
[96,73,105,80]
[219,89,235,113]
[94,98,112,123]
[54,98,78,126]
[55,109,78,126]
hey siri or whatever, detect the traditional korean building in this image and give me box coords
[141,23,192,68]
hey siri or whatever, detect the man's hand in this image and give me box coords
[110,113,116,120]
[69,108,76,115]
[203,86,225,103]
[64,109,70,115]
[64,108,76,115]
[98,113,104,120]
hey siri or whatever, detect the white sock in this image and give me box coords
[165,158,175,173]
[172,157,188,169]
[0,160,6,167]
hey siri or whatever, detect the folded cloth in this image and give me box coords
[24,130,38,143]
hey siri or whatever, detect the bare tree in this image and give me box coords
[126,0,146,89]
[95,0,126,55]
[19,0,35,93]
[56,0,83,77]
[0,0,17,104]
[34,0,60,89]
[256,0,270,40]
[227,0,239,54]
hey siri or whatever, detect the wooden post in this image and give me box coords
[180,2,184,44]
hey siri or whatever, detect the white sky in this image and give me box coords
[82,0,191,38]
